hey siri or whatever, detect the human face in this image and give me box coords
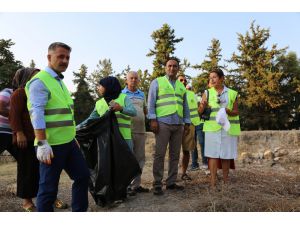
[96,84,105,96]
[209,72,224,89]
[47,47,70,73]
[126,72,139,91]
[177,76,187,86]
[165,60,179,79]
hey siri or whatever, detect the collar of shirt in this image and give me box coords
[45,67,64,80]
[221,85,228,95]
[164,75,177,88]
[122,86,141,95]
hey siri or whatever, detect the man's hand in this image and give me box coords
[36,140,54,165]
[150,119,159,134]
[109,101,123,112]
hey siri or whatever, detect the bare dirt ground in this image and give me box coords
[0,137,299,212]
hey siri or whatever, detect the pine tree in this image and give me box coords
[192,38,225,94]
[137,69,151,98]
[147,23,183,79]
[276,52,300,129]
[228,21,287,130]
[88,58,115,98]
[116,65,130,89]
[0,39,23,90]
[72,64,95,124]
[178,58,192,83]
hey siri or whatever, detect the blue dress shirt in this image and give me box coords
[147,75,190,125]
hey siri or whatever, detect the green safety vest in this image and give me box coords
[186,90,201,126]
[156,76,186,118]
[203,87,241,136]
[95,98,109,117]
[95,93,131,140]
[25,70,75,146]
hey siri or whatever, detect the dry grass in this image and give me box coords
[0,140,299,212]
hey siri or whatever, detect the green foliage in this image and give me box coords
[147,23,183,79]
[0,39,23,90]
[227,21,287,130]
[137,69,152,98]
[72,64,95,124]
[116,65,130,89]
[192,38,225,94]
[178,58,192,83]
[88,58,115,98]
[275,52,300,129]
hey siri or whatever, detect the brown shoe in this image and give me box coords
[54,199,68,209]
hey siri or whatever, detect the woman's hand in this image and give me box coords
[16,131,27,149]
[198,99,208,114]
[110,102,123,112]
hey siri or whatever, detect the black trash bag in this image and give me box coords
[76,111,141,207]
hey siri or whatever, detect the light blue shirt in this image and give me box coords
[147,76,190,125]
[27,67,64,129]
[122,87,145,101]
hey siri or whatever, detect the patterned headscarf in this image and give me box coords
[12,67,40,90]
[99,76,121,103]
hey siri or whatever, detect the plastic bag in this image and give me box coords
[76,111,141,206]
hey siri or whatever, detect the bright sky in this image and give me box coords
[1,11,300,92]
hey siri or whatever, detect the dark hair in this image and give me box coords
[12,67,40,90]
[165,57,180,66]
[99,76,122,103]
[210,68,224,79]
[48,42,72,52]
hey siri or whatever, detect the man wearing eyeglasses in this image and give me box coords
[177,75,200,181]
[147,58,190,195]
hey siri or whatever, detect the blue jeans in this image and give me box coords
[36,139,90,212]
[192,123,207,167]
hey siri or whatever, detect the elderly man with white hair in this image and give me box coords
[122,71,149,196]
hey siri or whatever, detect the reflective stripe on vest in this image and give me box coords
[186,90,201,126]
[114,93,132,140]
[203,87,241,136]
[155,76,186,118]
[25,70,75,146]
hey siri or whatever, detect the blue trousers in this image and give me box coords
[191,123,207,167]
[36,139,90,212]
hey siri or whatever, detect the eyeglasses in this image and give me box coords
[179,79,186,82]
[217,94,224,104]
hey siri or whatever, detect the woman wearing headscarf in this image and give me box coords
[198,68,240,189]
[9,67,40,211]
[78,76,136,150]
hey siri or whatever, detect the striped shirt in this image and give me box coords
[0,88,13,134]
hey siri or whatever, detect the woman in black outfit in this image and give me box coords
[9,68,40,211]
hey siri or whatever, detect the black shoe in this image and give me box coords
[181,173,192,181]
[153,187,164,195]
[188,165,200,171]
[134,186,150,193]
[166,183,184,190]
[127,188,137,196]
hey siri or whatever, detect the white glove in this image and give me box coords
[37,140,54,164]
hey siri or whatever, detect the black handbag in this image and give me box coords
[200,89,212,121]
